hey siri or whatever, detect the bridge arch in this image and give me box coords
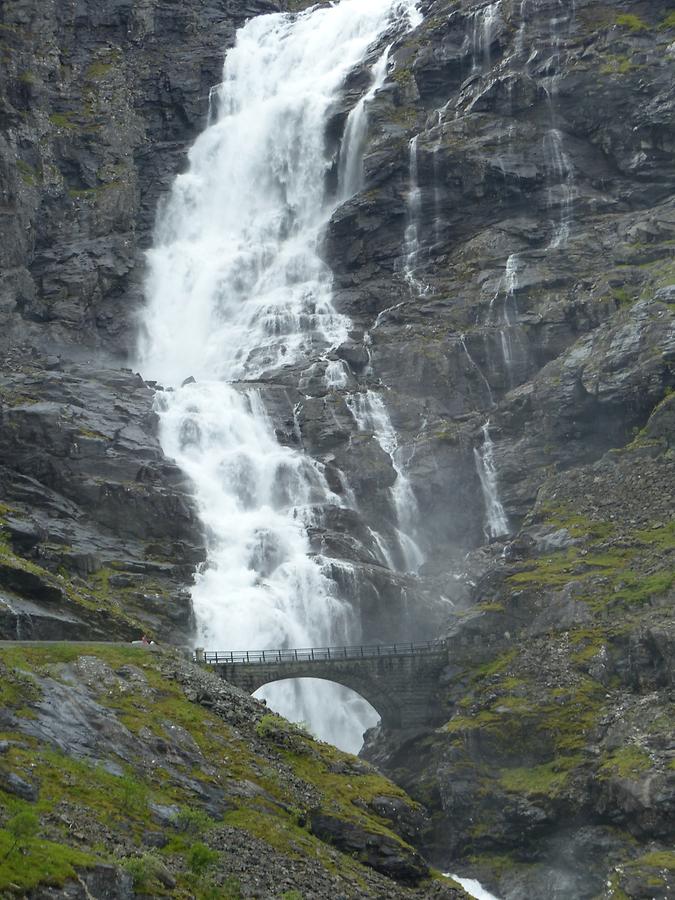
[203,642,448,731]
[250,671,401,728]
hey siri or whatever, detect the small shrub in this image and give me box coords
[186,842,219,876]
[255,713,290,739]
[173,807,213,835]
[121,853,167,891]
[1,811,39,861]
[117,773,148,816]
[255,714,311,752]
[281,891,304,899]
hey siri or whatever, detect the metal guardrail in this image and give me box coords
[196,640,444,666]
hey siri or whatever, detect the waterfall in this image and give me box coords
[324,359,350,389]
[402,135,428,295]
[447,874,502,900]
[471,1,501,70]
[338,46,391,200]
[488,253,526,384]
[139,0,421,752]
[474,422,509,540]
[538,1,577,249]
[460,333,495,407]
[543,127,575,249]
[345,390,424,573]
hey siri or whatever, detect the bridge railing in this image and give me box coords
[197,640,444,666]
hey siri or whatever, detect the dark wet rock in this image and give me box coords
[309,811,429,883]
[32,864,134,900]
[0,359,204,641]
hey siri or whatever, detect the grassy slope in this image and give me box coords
[0,643,464,898]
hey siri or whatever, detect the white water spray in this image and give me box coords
[346,390,424,572]
[543,127,575,249]
[446,874,502,900]
[473,422,509,540]
[402,135,429,295]
[139,0,421,752]
[338,46,391,200]
[488,253,527,383]
[324,359,350,389]
[471,1,502,70]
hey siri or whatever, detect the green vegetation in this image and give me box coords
[499,758,581,797]
[659,12,675,30]
[0,526,144,636]
[612,286,635,305]
[615,13,649,32]
[526,504,616,540]
[186,842,219,875]
[1,810,39,860]
[255,712,310,745]
[0,828,95,892]
[505,514,674,612]
[49,112,77,130]
[391,65,414,87]
[0,644,427,895]
[466,852,526,880]
[86,60,114,79]
[600,55,639,76]
[599,745,652,779]
[16,159,38,186]
[68,180,123,200]
[172,807,215,836]
[472,649,517,680]
[629,850,675,871]
[121,853,169,892]
[77,427,107,439]
[0,660,41,713]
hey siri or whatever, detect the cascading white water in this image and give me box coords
[338,46,391,201]
[537,1,577,249]
[139,0,421,752]
[543,127,575,249]
[488,253,526,383]
[471,1,502,70]
[324,359,350,389]
[402,135,429,295]
[499,258,516,373]
[446,874,502,900]
[345,390,424,572]
[473,422,509,539]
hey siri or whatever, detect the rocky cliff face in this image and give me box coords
[331,1,674,897]
[0,0,673,897]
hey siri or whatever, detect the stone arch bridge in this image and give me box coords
[197,641,448,730]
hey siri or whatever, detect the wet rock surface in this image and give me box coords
[0,353,204,642]
[327,1,675,897]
